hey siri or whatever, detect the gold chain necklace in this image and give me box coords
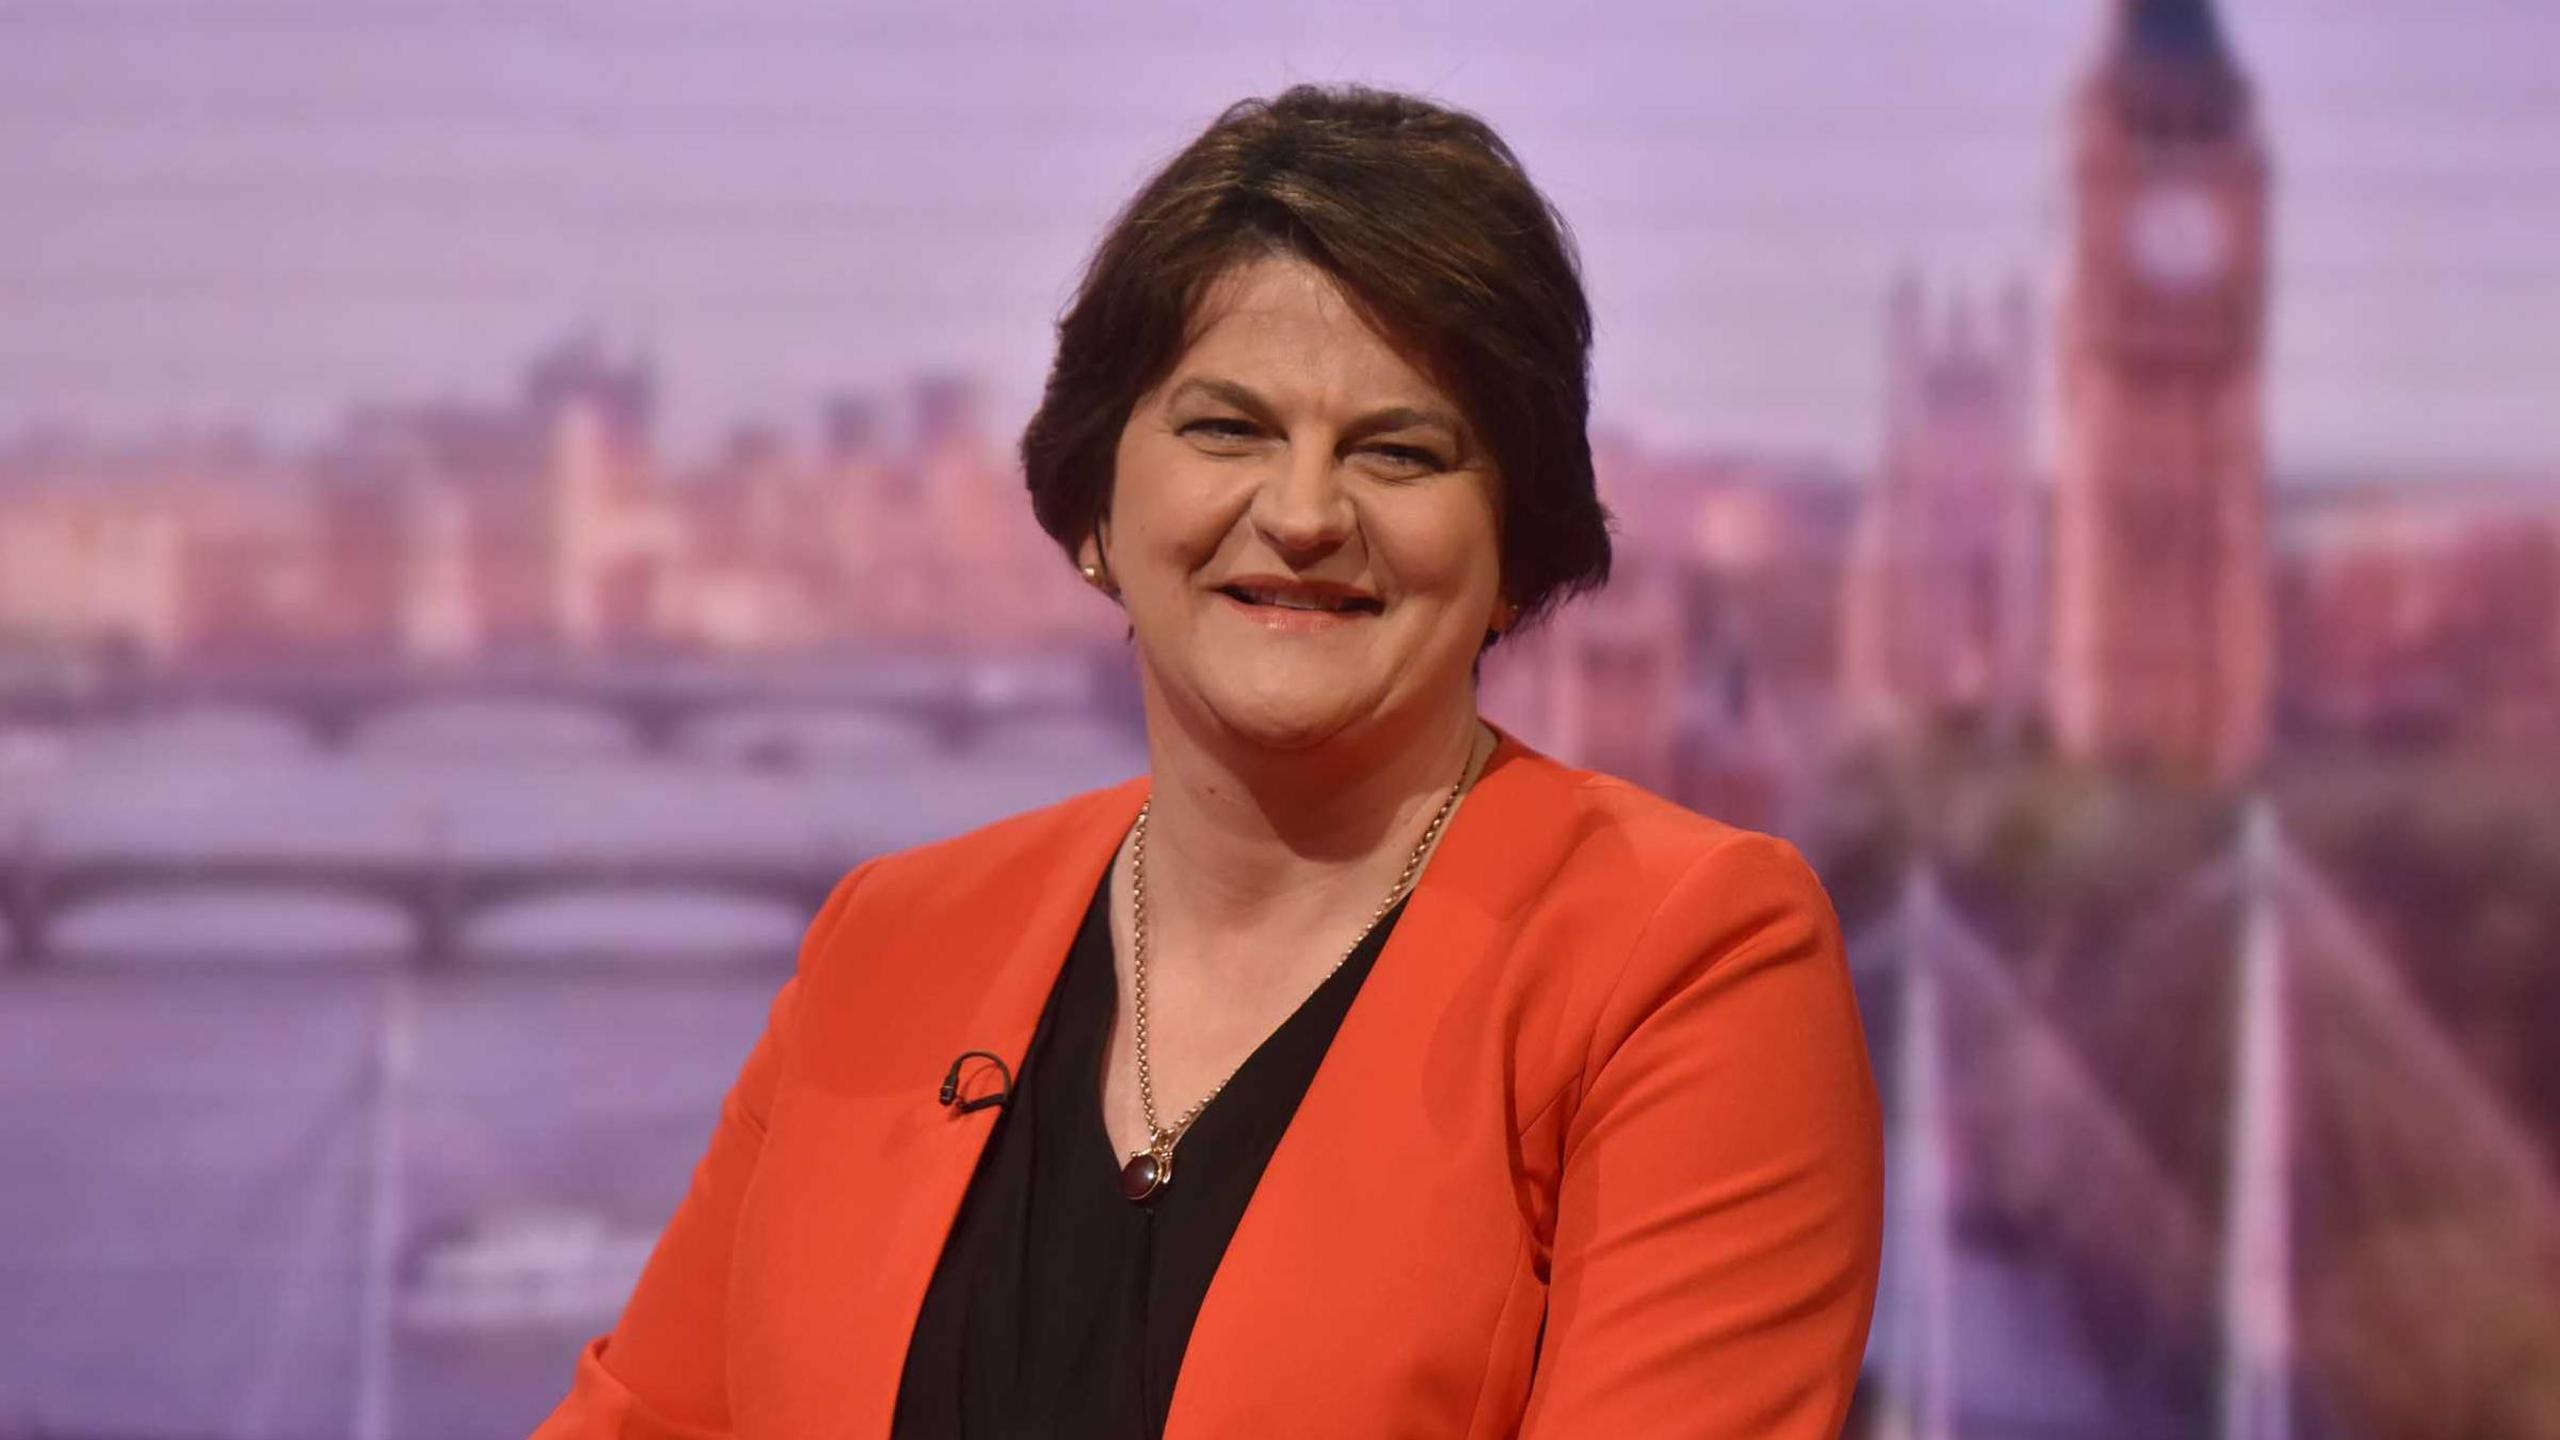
[1118,766,1469,1203]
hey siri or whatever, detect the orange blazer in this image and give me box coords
[536,726,1883,1439]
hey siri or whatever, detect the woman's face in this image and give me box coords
[1086,253,1508,756]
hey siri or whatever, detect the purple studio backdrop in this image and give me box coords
[2,3,2556,1437]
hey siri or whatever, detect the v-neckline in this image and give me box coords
[1079,859,1411,1196]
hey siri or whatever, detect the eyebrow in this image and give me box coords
[1166,377,1466,446]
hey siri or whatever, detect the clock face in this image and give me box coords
[2127,183,2230,291]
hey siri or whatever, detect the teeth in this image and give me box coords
[1238,587,1357,612]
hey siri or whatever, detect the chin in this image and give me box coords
[1207,698,1365,753]
[1141,638,1457,757]
[1186,669,1383,754]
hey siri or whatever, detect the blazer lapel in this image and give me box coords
[1164,727,1585,1436]
[782,776,1148,1440]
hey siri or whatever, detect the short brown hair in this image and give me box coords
[1021,83,1612,640]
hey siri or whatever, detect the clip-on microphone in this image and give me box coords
[939,1049,1015,1115]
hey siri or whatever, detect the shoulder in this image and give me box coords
[1486,750,1846,1075]
[1562,769,1837,1015]
[1507,746,1827,923]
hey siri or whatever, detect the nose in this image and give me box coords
[1246,441,1357,561]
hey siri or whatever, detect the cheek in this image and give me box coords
[1378,493,1503,601]
[1112,445,1239,580]
[1105,435,1180,549]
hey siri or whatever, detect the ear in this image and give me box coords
[1075,525,1121,600]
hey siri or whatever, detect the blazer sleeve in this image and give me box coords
[1517,831,1884,1440]
[532,861,873,1440]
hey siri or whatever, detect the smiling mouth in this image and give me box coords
[1216,585,1385,616]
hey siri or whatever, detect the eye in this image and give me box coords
[1179,417,1261,443]
[1361,444,1447,475]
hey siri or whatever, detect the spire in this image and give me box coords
[1944,289,1978,361]
[1885,266,1926,444]
[2119,0,2229,63]
[2089,0,2253,140]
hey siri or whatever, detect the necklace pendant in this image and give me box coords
[1119,1144,1173,1203]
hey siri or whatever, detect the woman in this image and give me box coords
[538,84,1881,1440]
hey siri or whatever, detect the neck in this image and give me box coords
[1132,691,1488,939]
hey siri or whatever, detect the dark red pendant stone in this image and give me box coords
[1118,1152,1167,1202]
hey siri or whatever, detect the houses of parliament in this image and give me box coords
[2,0,2552,808]
[1496,0,2556,809]
[1505,0,2280,793]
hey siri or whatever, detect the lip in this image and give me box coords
[1217,574,1383,610]
[1216,588,1377,632]
[1211,575,1384,633]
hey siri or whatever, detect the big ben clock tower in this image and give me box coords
[2052,0,2272,782]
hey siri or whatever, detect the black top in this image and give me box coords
[890,856,1410,1440]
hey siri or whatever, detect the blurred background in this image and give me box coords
[2,1,2555,1436]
